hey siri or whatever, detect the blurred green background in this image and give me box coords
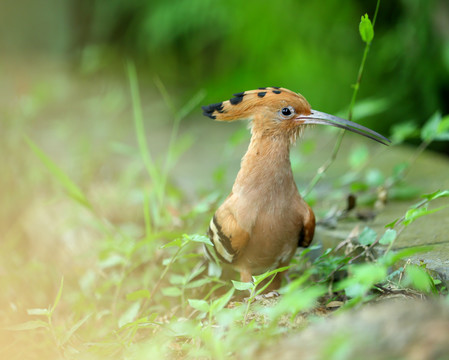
[2,0,449,147]
[2,0,449,263]
[1,2,449,357]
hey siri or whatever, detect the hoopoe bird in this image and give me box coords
[202,87,389,291]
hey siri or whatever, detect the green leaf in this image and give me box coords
[185,234,213,246]
[6,320,49,331]
[421,111,442,142]
[185,278,213,289]
[161,286,183,297]
[270,286,326,319]
[405,265,433,293]
[365,168,385,187]
[169,274,186,285]
[166,318,198,337]
[60,314,91,345]
[379,229,397,245]
[348,144,369,169]
[385,218,399,229]
[350,181,369,192]
[404,206,429,225]
[119,315,158,330]
[27,308,50,316]
[126,289,151,301]
[232,280,253,291]
[118,302,141,328]
[352,263,387,284]
[404,204,449,226]
[421,189,449,201]
[188,299,210,313]
[358,227,377,246]
[99,254,125,269]
[351,97,390,119]
[252,266,290,285]
[380,246,433,266]
[186,265,207,283]
[338,263,387,298]
[210,288,234,315]
[281,271,312,293]
[344,283,365,298]
[161,238,186,248]
[435,115,449,140]
[359,14,374,43]
[391,121,418,143]
[389,184,421,200]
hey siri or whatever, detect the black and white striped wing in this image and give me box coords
[204,214,249,264]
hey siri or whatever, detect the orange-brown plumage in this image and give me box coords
[203,87,389,291]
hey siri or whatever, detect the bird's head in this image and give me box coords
[202,87,390,145]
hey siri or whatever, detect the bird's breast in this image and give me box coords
[233,187,306,273]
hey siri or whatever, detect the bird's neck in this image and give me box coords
[234,132,295,192]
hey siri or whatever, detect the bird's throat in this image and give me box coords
[235,134,295,192]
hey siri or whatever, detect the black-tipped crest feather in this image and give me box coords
[202,102,224,119]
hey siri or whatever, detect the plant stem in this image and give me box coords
[141,243,186,315]
[127,61,163,226]
[243,287,256,323]
[303,0,381,198]
[153,76,180,213]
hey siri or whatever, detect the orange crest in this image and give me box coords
[202,87,311,122]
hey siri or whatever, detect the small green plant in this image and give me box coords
[7,278,91,356]
[7,2,449,359]
[324,189,449,305]
[188,287,235,323]
[127,61,205,228]
[231,266,290,322]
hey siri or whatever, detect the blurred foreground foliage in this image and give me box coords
[2,1,449,359]
[2,56,449,359]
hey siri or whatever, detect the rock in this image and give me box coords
[259,299,449,360]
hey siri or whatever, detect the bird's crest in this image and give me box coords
[202,87,307,121]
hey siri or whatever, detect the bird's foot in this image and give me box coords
[252,291,280,302]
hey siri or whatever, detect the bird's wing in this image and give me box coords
[298,203,315,248]
[206,205,250,264]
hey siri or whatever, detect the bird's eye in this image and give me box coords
[282,107,291,116]
[280,106,295,118]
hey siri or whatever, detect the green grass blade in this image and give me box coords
[176,89,206,122]
[127,60,164,225]
[50,277,64,315]
[126,60,160,186]
[24,137,92,210]
[143,189,153,237]
[60,314,91,346]
[5,320,49,331]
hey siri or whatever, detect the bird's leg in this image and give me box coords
[240,268,253,283]
[238,268,256,299]
[240,269,284,301]
[250,271,285,301]
[240,268,285,293]
[265,271,284,293]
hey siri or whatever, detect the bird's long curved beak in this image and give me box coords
[296,110,390,145]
